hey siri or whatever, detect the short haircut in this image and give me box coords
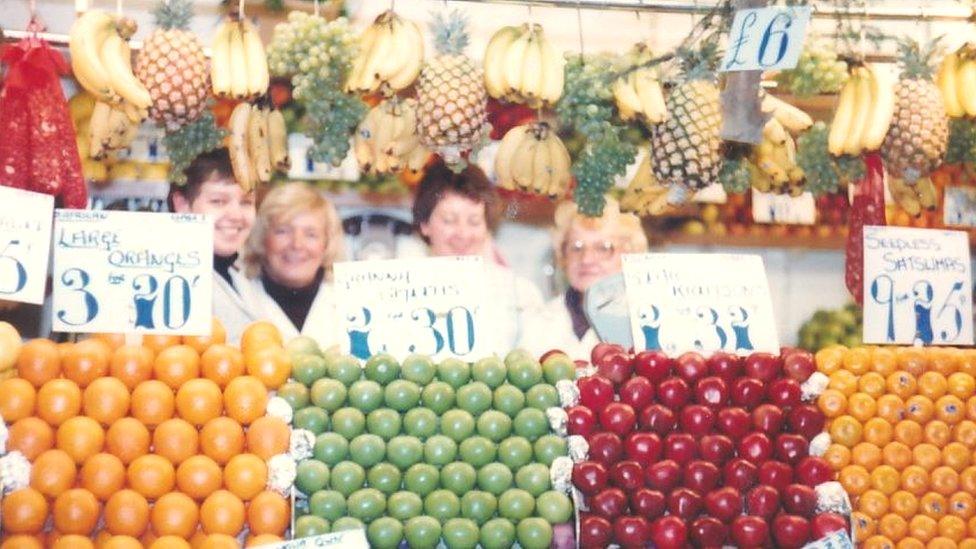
[412,161,500,241]
[551,197,649,266]
[167,147,236,208]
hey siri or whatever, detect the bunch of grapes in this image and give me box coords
[718,156,752,194]
[777,43,849,97]
[267,12,366,165]
[946,118,976,166]
[164,110,227,184]
[796,122,840,196]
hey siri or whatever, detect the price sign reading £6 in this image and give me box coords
[52,210,213,335]
[0,187,54,304]
[721,5,811,72]
[862,225,973,346]
[333,256,489,361]
[623,253,780,356]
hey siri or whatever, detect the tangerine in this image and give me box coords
[843,346,872,375]
[879,514,909,542]
[961,466,976,493]
[182,318,227,354]
[200,344,244,389]
[877,395,907,424]
[938,515,967,542]
[130,380,175,427]
[109,345,154,390]
[200,416,245,465]
[30,449,77,497]
[922,492,950,519]
[223,453,267,500]
[153,345,200,389]
[7,416,53,460]
[101,536,143,549]
[954,420,976,448]
[80,452,126,501]
[104,489,150,537]
[872,348,898,376]
[890,490,919,519]
[51,535,95,549]
[105,417,151,464]
[865,417,895,446]
[829,370,859,396]
[152,418,199,465]
[240,322,282,358]
[883,442,914,470]
[859,489,891,519]
[36,378,81,427]
[849,392,878,422]
[936,395,966,424]
[199,534,240,549]
[871,465,902,495]
[149,535,192,549]
[151,492,199,538]
[943,442,972,471]
[853,442,883,469]
[245,534,283,547]
[246,491,289,536]
[931,466,960,496]
[896,347,928,377]
[906,396,936,424]
[919,372,949,401]
[16,338,61,387]
[930,348,961,376]
[861,372,888,398]
[902,465,931,496]
[90,333,126,351]
[223,376,267,425]
[853,512,878,540]
[0,378,35,423]
[0,535,44,549]
[818,389,848,418]
[245,416,290,460]
[176,455,223,500]
[1,488,48,534]
[950,492,976,520]
[52,488,100,535]
[949,372,976,400]
[62,339,110,387]
[914,443,944,472]
[56,416,105,464]
[142,334,181,354]
[840,464,871,496]
[244,347,291,390]
[82,377,131,426]
[887,372,919,399]
[895,420,924,447]
[823,443,852,469]
[200,489,245,535]
[127,454,176,500]
[830,414,863,447]
[909,515,939,542]
[175,378,223,426]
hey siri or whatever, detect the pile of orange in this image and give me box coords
[0,320,293,548]
[817,345,976,548]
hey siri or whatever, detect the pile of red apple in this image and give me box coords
[568,344,849,548]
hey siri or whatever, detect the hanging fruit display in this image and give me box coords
[494,121,572,197]
[775,40,850,98]
[938,44,975,119]
[483,23,564,108]
[345,10,425,96]
[612,43,667,126]
[353,98,430,175]
[87,101,140,160]
[620,153,675,216]
[749,119,805,196]
[227,100,289,191]
[827,63,895,157]
[211,15,269,100]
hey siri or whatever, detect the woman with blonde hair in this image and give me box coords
[518,198,649,361]
[242,182,346,348]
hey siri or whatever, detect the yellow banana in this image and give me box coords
[761,93,812,133]
[268,109,290,171]
[210,20,233,98]
[241,20,270,97]
[405,145,430,172]
[915,177,939,210]
[502,27,530,99]
[88,101,112,160]
[888,177,923,216]
[957,55,976,117]
[521,30,544,105]
[842,67,873,156]
[762,118,789,146]
[69,10,119,101]
[346,23,378,93]
[484,26,522,99]
[386,19,424,92]
[634,70,667,124]
[105,105,133,150]
[545,133,572,198]
[938,50,966,118]
[227,22,249,100]
[99,31,152,110]
[359,20,395,94]
[613,74,641,121]
[530,132,553,195]
[248,105,272,183]
[228,102,255,190]
[861,64,896,151]
[494,124,530,189]
[828,72,858,156]
[510,132,540,190]
[538,30,564,107]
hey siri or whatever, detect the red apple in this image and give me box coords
[724,458,758,491]
[695,376,729,408]
[578,376,615,410]
[767,378,802,408]
[580,513,613,548]
[796,456,833,486]
[783,351,816,382]
[690,516,728,548]
[707,352,743,381]
[811,512,848,538]
[640,404,676,435]
[624,432,662,463]
[680,404,715,436]
[592,488,628,520]
[704,486,743,522]
[567,406,597,437]
[773,514,812,548]
[619,376,655,410]
[613,515,650,549]
[744,353,782,382]
[664,433,699,462]
[630,488,666,520]
[758,461,794,492]
[600,402,637,437]
[645,460,682,492]
[591,342,625,365]
[717,407,751,439]
[752,404,786,435]
[658,377,691,409]
[787,405,826,439]
[731,378,765,409]
[746,485,780,519]
[651,516,689,549]
[596,352,633,385]
[573,461,608,495]
[699,434,734,465]
[668,487,703,520]
[676,352,709,384]
[782,484,817,517]
[633,350,672,382]
[589,432,623,467]
[539,349,569,363]
[731,515,769,547]
[775,433,810,465]
[684,461,720,494]
[610,461,644,491]
[738,432,772,464]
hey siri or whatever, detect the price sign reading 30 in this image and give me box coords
[51,210,213,335]
[0,187,54,305]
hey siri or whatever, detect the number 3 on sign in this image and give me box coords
[721,6,811,72]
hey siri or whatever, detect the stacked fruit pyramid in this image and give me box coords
[282,342,577,549]
[0,320,292,548]
[567,344,850,548]
[816,345,976,548]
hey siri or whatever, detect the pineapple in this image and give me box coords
[135,0,209,131]
[415,10,488,167]
[650,48,722,192]
[881,38,949,184]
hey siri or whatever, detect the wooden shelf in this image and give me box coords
[662,231,847,251]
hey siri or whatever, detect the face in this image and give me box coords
[563,224,624,292]
[263,211,328,289]
[173,178,255,257]
[420,192,489,257]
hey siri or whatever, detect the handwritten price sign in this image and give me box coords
[51,210,213,335]
[623,253,780,356]
[862,226,973,346]
[943,186,976,228]
[721,6,811,72]
[0,187,54,305]
[752,189,816,225]
[333,256,489,361]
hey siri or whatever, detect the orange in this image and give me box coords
[895,420,924,447]
[865,417,895,446]
[245,534,283,547]
[830,415,864,447]
[16,338,61,387]
[888,372,919,399]
[823,443,852,469]
[829,370,859,396]
[127,454,176,500]
[51,535,95,549]
[884,442,914,470]
[189,529,209,548]
[931,466,960,496]
[871,465,902,495]
[853,512,878,541]
[926,538,956,549]
[30,449,77,498]
[960,351,976,377]
[968,396,976,421]
[223,376,268,426]
[141,334,181,354]
[7,416,53,460]
[200,489,245,535]
[960,541,976,549]
[849,392,878,422]
[925,421,953,447]
[139,530,158,547]
[1,488,48,534]
[176,455,223,500]
[949,372,976,400]
[83,377,131,426]
[914,444,943,472]
[961,466,976,493]
[954,420,976,448]
[0,535,44,549]
[930,348,961,376]
[149,536,191,549]
[105,417,150,464]
[861,372,888,398]
[246,491,289,536]
[104,489,150,537]
[936,395,966,424]
[153,418,199,465]
[922,492,950,519]
[56,416,105,464]
[890,490,919,519]
[818,389,848,418]
[943,442,972,471]
[938,515,967,542]
[950,492,976,520]
[872,347,898,376]
[151,492,199,538]
[879,514,909,542]
[910,514,939,542]
[860,489,891,519]
[0,378,35,422]
[245,416,290,460]
[843,346,872,375]
[110,345,154,390]
[36,378,82,426]
[902,465,931,495]
[80,452,126,501]
[897,347,928,377]
[53,488,100,535]
[863,535,895,549]
[816,346,845,374]
[101,536,143,549]
[906,396,936,424]
[840,464,871,496]
[200,417,245,465]
[200,344,244,389]
[223,453,267,501]
[90,332,126,351]
[877,395,907,424]
[182,317,227,354]
[130,380,175,427]
[200,534,240,549]
[62,339,110,387]
[853,442,883,469]
[919,372,949,401]
[175,378,223,426]
[244,347,291,390]
[240,321,282,358]
[153,345,200,389]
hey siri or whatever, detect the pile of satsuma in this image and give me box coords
[0,320,293,548]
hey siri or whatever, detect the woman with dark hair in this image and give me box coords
[412,162,543,353]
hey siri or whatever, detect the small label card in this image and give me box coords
[943,185,976,227]
[0,187,54,304]
[721,5,812,72]
[752,189,817,225]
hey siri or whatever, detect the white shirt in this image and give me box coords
[484,263,545,356]
[244,276,344,351]
[519,294,600,363]
[212,263,259,345]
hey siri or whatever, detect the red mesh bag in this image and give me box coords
[845,153,886,304]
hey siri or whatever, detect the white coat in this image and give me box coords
[244,276,344,351]
[518,294,600,362]
[483,264,545,356]
[212,264,259,345]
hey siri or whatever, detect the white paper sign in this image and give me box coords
[862,225,973,346]
[267,528,368,548]
[333,256,489,361]
[622,253,780,356]
[693,183,728,204]
[752,189,817,225]
[943,186,976,227]
[0,187,54,305]
[51,210,213,335]
[721,6,811,72]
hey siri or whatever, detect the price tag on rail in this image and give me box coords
[862,225,973,346]
[333,256,489,361]
[51,210,213,335]
[622,253,780,356]
[751,189,816,225]
[721,5,811,72]
[0,187,54,305]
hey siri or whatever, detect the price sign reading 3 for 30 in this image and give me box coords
[0,187,54,305]
[862,225,973,346]
[721,6,811,72]
[333,256,489,361]
[51,210,213,335]
[622,253,780,356]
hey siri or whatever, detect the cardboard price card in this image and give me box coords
[0,187,54,305]
[943,185,976,227]
[51,210,213,335]
[622,253,780,356]
[333,256,489,361]
[721,5,811,72]
[752,189,817,225]
[862,225,973,346]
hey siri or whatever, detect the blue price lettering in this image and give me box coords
[870,275,966,344]
[57,268,99,325]
[131,274,197,330]
[345,305,477,358]
[346,306,374,359]
[410,307,445,355]
[445,306,475,355]
[0,240,27,294]
[758,12,793,67]
[725,11,758,69]
[639,305,754,353]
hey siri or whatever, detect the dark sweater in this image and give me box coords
[214,253,238,289]
[565,288,590,339]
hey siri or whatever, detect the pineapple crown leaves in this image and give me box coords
[152,0,193,31]
[896,36,943,80]
[429,9,470,56]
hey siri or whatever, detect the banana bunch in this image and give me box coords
[88,101,141,160]
[938,45,976,118]
[613,44,667,125]
[889,177,939,217]
[484,24,564,108]
[353,99,430,175]
[761,93,814,133]
[620,153,674,216]
[69,10,152,116]
[494,122,572,197]
[212,17,270,100]
[345,11,424,95]
[828,63,896,156]
[226,100,290,191]
[750,118,806,196]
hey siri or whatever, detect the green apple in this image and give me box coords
[310,378,347,412]
[472,357,507,388]
[497,437,533,470]
[278,381,310,411]
[477,411,513,442]
[456,382,493,415]
[507,359,543,391]
[387,491,423,521]
[440,409,476,442]
[542,353,576,384]
[293,407,329,435]
[292,354,328,387]
[536,490,573,523]
[401,354,437,384]
[327,355,363,386]
[513,408,549,440]
[367,462,402,495]
[331,407,366,440]
[367,517,403,549]
[515,463,551,496]
[329,461,365,496]
[498,488,535,521]
[533,435,568,466]
[295,515,329,538]
[437,357,471,389]
[404,515,441,549]
[313,433,348,466]
[504,349,534,368]
[347,487,386,522]
[296,460,330,495]
[286,335,321,357]
[348,380,384,413]
[404,463,440,496]
[402,407,439,439]
[384,379,421,412]
[309,489,346,521]
[332,516,364,532]
[366,408,402,441]
[364,353,401,385]
[460,490,497,526]
[349,434,386,467]
[525,384,559,411]
[480,517,517,549]
[493,384,526,417]
[477,462,513,495]
[386,435,424,470]
[440,462,477,495]
[420,381,456,415]
[424,489,461,522]
[442,517,480,549]
[517,517,553,549]
[458,436,497,468]
[423,435,457,466]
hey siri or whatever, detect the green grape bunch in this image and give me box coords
[776,42,848,98]
[165,110,227,185]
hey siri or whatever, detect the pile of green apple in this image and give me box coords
[796,302,862,351]
[277,343,577,549]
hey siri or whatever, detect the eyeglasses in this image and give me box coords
[564,239,618,259]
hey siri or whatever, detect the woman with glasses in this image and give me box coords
[519,198,648,361]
